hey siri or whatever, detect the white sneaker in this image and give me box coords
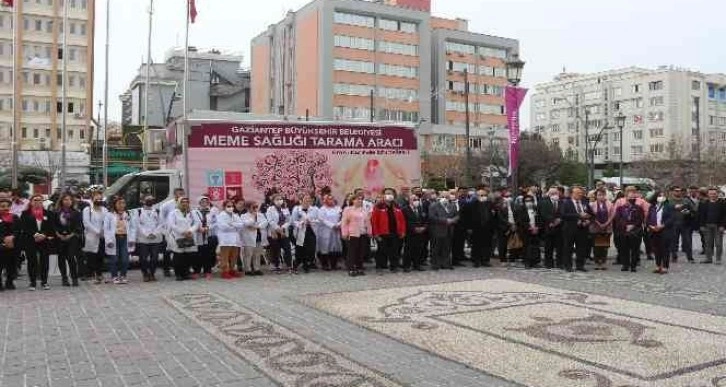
[28,286,36,291]
[42,284,50,290]
[112,277,121,285]
[119,277,128,284]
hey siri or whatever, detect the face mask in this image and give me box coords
[384,194,394,202]
[468,191,476,197]
[93,200,102,206]
[449,195,457,201]
[274,199,283,207]
[657,196,666,204]
[413,201,421,208]
[478,195,488,202]
[144,200,154,207]
[628,198,637,205]
[526,202,535,209]
[551,195,559,201]
[225,207,234,213]
[439,198,448,205]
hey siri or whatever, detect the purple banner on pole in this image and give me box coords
[505,86,528,177]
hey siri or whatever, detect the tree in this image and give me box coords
[629,137,697,188]
[422,154,464,190]
[517,132,564,187]
[602,163,616,178]
[558,160,588,186]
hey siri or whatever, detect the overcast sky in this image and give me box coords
[93,0,726,126]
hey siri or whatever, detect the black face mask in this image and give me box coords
[628,199,637,205]
[93,200,103,206]
[144,200,154,207]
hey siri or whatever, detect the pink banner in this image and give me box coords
[505,86,528,177]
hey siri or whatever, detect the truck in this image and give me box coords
[105,112,422,208]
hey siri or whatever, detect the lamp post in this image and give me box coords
[464,68,471,188]
[615,111,626,188]
[505,54,525,194]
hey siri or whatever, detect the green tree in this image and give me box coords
[602,163,616,178]
[558,161,588,186]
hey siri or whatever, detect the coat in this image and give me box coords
[266,205,291,239]
[215,211,244,247]
[428,201,458,238]
[193,207,219,246]
[53,208,83,239]
[167,209,199,253]
[561,198,595,231]
[103,211,137,256]
[134,207,165,245]
[464,200,494,232]
[647,202,675,234]
[20,208,56,253]
[316,205,343,254]
[538,198,564,232]
[82,206,107,253]
[402,205,427,235]
[370,204,406,238]
[240,211,269,248]
[0,213,20,253]
[341,206,371,238]
[291,206,319,247]
[588,200,615,234]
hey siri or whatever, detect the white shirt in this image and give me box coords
[528,208,537,228]
[656,205,664,227]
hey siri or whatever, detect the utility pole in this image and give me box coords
[584,108,591,189]
[369,89,374,122]
[694,96,701,185]
[464,68,471,188]
[96,100,102,183]
[59,0,69,189]
[142,0,154,171]
[102,0,110,187]
[9,0,18,189]
[619,123,624,187]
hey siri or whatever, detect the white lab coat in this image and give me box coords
[316,205,342,254]
[193,207,219,246]
[215,210,244,247]
[265,205,291,239]
[240,212,269,248]
[82,206,108,253]
[291,205,319,247]
[134,207,164,245]
[103,211,137,256]
[167,209,199,253]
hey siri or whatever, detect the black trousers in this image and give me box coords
[525,233,541,268]
[269,236,293,268]
[544,228,564,268]
[376,235,400,270]
[86,239,106,277]
[27,247,50,286]
[194,237,217,274]
[162,240,172,273]
[0,248,17,287]
[651,231,670,269]
[562,226,589,270]
[137,242,162,275]
[298,229,317,270]
[174,252,193,279]
[431,235,452,269]
[671,224,693,260]
[57,236,80,282]
[346,236,366,271]
[622,234,642,270]
[495,229,508,260]
[452,226,467,264]
[403,233,426,269]
[470,229,492,266]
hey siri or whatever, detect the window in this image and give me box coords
[612,87,622,97]
[68,75,75,87]
[377,63,417,78]
[649,128,664,137]
[445,42,475,55]
[550,110,560,119]
[333,106,372,121]
[631,146,643,155]
[33,128,39,138]
[79,129,84,139]
[46,20,53,33]
[57,74,62,85]
[68,129,74,138]
[45,128,50,138]
[333,83,374,97]
[334,35,374,51]
[634,98,644,108]
[648,111,664,122]
[57,48,63,59]
[612,132,620,141]
[584,91,599,101]
[21,127,27,139]
[535,112,546,121]
[67,102,74,113]
[79,22,86,36]
[35,19,42,31]
[32,100,39,112]
[648,80,664,91]
[379,18,416,33]
[494,68,506,78]
[33,73,41,85]
[448,61,475,73]
[692,80,701,90]
[650,143,664,153]
[632,84,641,93]
[68,48,76,61]
[567,122,576,131]
[333,12,374,28]
[21,99,28,112]
[534,99,545,108]
[478,47,507,59]
[550,124,560,132]
[333,59,374,73]
[377,41,417,56]
[378,86,418,101]
[649,96,664,106]
[79,76,86,89]
[57,101,63,113]
[632,130,643,140]
[613,147,621,155]
[23,17,29,30]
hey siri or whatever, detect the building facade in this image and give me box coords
[531,67,726,167]
[0,0,94,182]
[250,0,519,151]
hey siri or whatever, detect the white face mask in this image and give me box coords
[657,196,666,204]
[526,202,535,209]
[225,207,234,214]
[384,194,394,202]
[413,200,421,208]
[478,195,488,202]
[449,195,457,202]
[551,195,559,202]
[439,198,448,205]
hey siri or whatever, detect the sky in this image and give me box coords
[93,0,726,126]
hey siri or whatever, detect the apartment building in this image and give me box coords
[0,0,94,182]
[531,67,726,167]
[250,0,519,157]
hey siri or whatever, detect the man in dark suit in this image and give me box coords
[561,186,593,272]
[20,194,56,290]
[465,186,494,267]
[402,194,428,272]
[516,194,544,268]
[698,187,726,264]
[428,192,459,270]
[451,188,469,266]
[539,186,564,269]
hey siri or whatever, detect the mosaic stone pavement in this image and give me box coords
[1,244,726,387]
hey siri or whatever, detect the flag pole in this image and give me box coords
[59,0,69,189]
[10,1,18,189]
[142,0,154,171]
[182,0,190,192]
[102,0,110,187]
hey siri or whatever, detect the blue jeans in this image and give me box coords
[108,235,129,278]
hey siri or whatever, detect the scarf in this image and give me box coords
[59,207,71,226]
[0,210,12,223]
[596,201,608,223]
[32,207,44,221]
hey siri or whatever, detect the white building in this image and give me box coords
[530,67,726,168]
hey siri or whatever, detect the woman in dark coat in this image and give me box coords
[54,193,83,286]
[0,195,21,291]
[647,190,674,274]
[20,194,56,290]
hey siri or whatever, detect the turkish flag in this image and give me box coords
[1,0,13,7]
[188,0,197,23]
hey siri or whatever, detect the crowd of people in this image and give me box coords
[0,181,722,291]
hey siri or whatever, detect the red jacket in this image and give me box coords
[371,204,406,238]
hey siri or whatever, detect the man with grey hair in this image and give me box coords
[539,186,564,269]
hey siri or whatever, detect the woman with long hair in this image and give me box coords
[266,194,293,273]
[103,196,136,284]
[647,190,674,274]
[589,188,614,270]
[20,194,55,290]
[54,193,82,286]
[292,193,319,273]
[83,191,108,284]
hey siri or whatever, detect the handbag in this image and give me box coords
[507,232,524,250]
[593,233,611,248]
[176,237,195,249]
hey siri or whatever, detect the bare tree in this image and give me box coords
[422,154,464,189]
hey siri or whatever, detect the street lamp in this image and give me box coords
[615,111,627,188]
[505,53,525,193]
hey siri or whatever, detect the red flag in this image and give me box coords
[1,0,13,7]
[188,0,197,23]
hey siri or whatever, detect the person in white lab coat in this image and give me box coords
[240,201,268,275]
[104,197,136,284]
[192,196,218,279]
[215,200,244,279]
[134,195,165,282]
[316,194,343,271]
[83,191,108,284]
[160,188,185,277]
[167,197,198,281]
[266,194,293,273]
[292,193,319,273]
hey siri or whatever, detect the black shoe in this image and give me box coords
[357,270,366,276]
[448,267,455,270]
[482,262,492,267]
[565,267,574,272]
[253,270,264,276]
[163,270,172,278]
[701,260,714,264]
[71,280,79,287]
[5,282,15,290]
[415,267,425,272]
[621,266,629,272]
[175,276,185,281]
[62,280,71,287]
[348,271,358,277]
[453,262,465,267]
[631,267,637,272]
[575,267,587,272]
[473,263,481,268]
[403,268,411,273]
[390,268,398,273]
